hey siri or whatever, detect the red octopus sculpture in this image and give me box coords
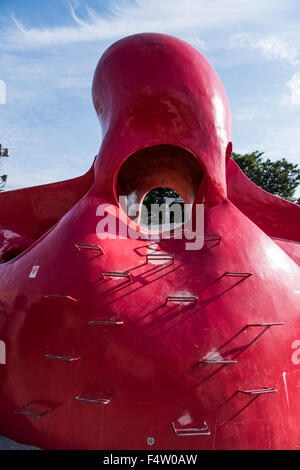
[0,33,299,450]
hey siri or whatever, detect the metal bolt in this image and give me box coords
[147,437,155,446]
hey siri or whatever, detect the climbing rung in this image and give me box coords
[219,271,252,279]
[74,243,104,254]
[14,402,50,419]
[172,422,210,436]
[238,388,277,395]
[87,320,124,325]
[101,271,132,281]
[246,322,284,327]
[204,234,222,242]
[44,354,81,362]
[166,296,198,304]
[199,360,237,364]
[159,231,222,242]
[43,294,78,303]
[74,393,111,405]
[146,253,174,263]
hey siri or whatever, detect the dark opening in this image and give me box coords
[117,144,203,226]
[141,187,185,227]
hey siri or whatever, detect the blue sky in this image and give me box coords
[0,0,300,196]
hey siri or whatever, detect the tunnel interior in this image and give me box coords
[116,144,204,227]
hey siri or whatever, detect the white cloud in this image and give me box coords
[56,75,90,89]
[230,32,300,66]
[256,37,300,66]
[184,36,207,51]
[282,73,300,107]
[1,0,289,48]
[230,30,300,111]
[1,0,299,195]
[233,106,270,122]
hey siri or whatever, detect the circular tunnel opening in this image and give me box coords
[116,144,204,229]
[140,187,185,229]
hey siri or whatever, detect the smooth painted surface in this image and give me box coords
[0,33,299,450]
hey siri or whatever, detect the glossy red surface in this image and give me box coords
[0,33,299,450]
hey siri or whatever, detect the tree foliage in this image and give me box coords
[232,151,300,204]
[142,153,300,209]
[142,187,184,225]
[143,187,182,207]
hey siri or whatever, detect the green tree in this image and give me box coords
[232,151,300,203]
[143,187,181,207]
[142,187,184,225]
